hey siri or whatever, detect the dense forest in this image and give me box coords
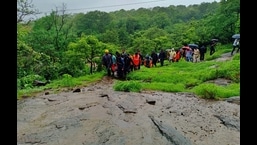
[17,0,240,90]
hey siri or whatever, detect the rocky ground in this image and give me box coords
[17,52,240,145]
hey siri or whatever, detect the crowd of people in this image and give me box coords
[101,44,208,79]
[102,49,144,78]
[102,37,240,79]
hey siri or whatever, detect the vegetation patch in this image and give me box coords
[191,83,240,100]
[113,80,142,92]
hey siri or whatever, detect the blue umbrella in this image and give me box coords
[232,34,240,39]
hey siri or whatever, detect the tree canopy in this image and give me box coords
[17,0,240,89]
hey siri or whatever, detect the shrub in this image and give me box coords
[113,80,142,92]
[18,74,45,90]
[61,74,75,87]
[192,83,218,99]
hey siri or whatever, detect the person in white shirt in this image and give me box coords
[231,38,240,55]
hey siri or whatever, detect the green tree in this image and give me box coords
[74,11,112,35]
[65,34,106,75]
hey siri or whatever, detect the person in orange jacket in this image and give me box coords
[133,52,141,70]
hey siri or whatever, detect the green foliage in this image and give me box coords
[217,60,240,82]
[191,83,240,100]
[18,74,45,90]
[17,73,104,99]
[113,80,142,92]
[232,53,240,60]
[61,74,75,87]
[191,83,219,99]
[61,50,86,77]
[141,82,185,92]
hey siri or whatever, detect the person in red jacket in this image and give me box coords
[174,49,181,62]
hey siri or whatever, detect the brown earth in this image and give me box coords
[17,53,240,145]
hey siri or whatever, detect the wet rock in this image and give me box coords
[146,99,156,105]
[100,94,109,98]
[149,115,192,145]
[225,96,240,105]
[116,102,137,114]
[18,74,240,145]
[213,115,240,131]
[78,102,100,110]
[33,80,50,87]
[87,88,95,91]
[73,88,81,93]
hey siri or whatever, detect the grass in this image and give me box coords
[17,46,240,100]
[114,47,240,100]
[17,73,104,99]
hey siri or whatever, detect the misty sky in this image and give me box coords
[32,0,220,18]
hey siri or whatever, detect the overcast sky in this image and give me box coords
[32,0,220,18]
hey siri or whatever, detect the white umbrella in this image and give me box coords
[232,34,240,39]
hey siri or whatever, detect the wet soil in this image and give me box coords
[17,53,240,145]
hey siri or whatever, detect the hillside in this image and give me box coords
[17,53,240,145]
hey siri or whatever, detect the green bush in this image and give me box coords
[17,74,45,90]
[61,74,75,87]
[191,83,240,100]
[192,83,218,99]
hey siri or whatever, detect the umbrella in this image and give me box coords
[188,44,199,48]
[232,34,240,39]
[211,39,219,42]
[182,46,191,51]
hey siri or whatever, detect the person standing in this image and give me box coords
[129,54,134,72]
[193,47,200,63]
[174,49,181,62]
[185,47,193,62]
[102,49,112,76]
[159,49,166,66]
[169,48,176,62]
[116,51,125,78]
[210,40,217,55]
[199,45,206,61]
[110,52,117,77]
[137,50,143,70]
[122,53,132,76]
[151,50,158,67]
[231,38,240,55]
[132,51,141,70]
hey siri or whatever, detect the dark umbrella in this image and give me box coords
[188,44,199,48]
[232,34,240,39]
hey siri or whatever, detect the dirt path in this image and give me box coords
[17,53,240,145]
